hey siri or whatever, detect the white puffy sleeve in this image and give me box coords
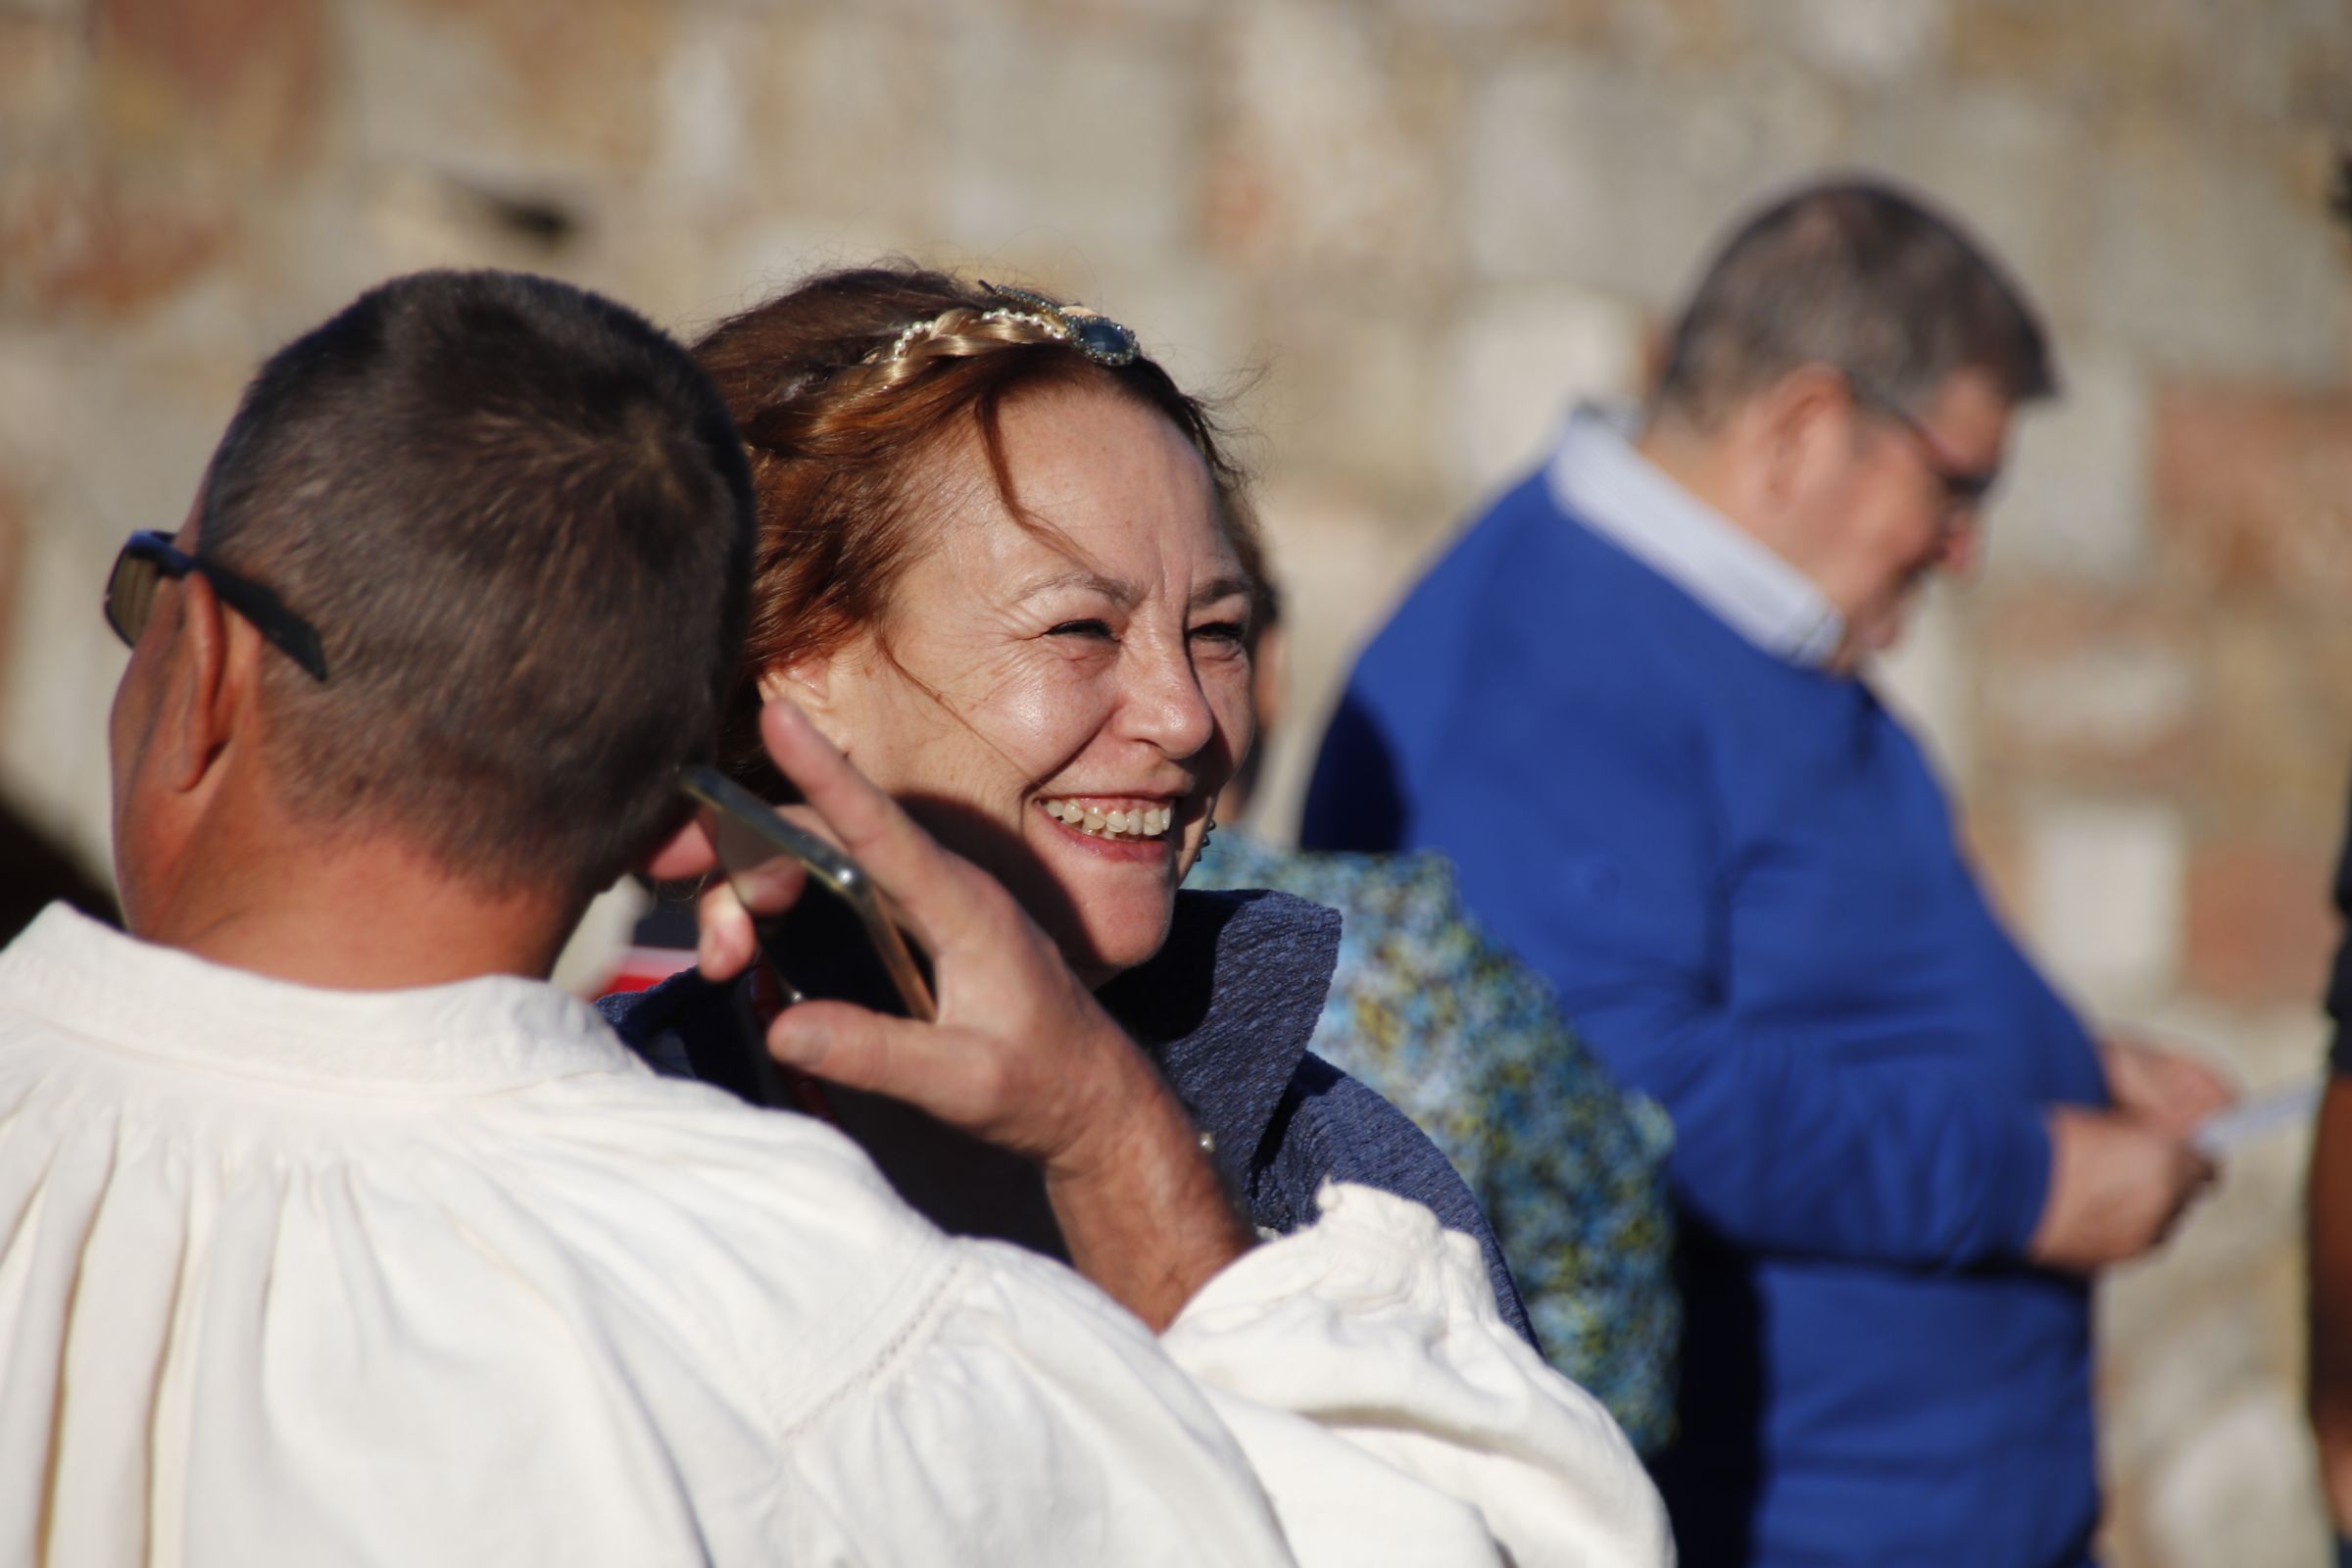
[749,1181,1670,1568]
[1160,1183,1675,1568]
[0,1060,1313,1568]
[764,1241,1310,1568]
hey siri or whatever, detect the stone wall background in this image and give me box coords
[3,0,2347,1559]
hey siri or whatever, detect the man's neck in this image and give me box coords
[132,830,580,992]
[1631,416,1865,672]
[1633,417,1749,538]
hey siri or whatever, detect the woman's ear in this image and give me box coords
[758,655,856,754]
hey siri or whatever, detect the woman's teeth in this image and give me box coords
[1039,799,1174,841]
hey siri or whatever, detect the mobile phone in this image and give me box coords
[681,769,1059,1253]
[680,764,937,1023]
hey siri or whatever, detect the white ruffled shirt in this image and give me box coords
[0,906,1668,1567]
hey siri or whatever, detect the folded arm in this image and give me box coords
[1420,699,2057,1269]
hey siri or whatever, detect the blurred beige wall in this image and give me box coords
[3,1,2348,1559]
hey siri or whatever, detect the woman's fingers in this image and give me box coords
[641,812,717,882]
[750,696,1147,1165]
[720,845,811,917]
[768,1001,1026,1145]
[695,855,811,980]
[691,883,757,982]
[694,879,759,981]
[757,699,995,955]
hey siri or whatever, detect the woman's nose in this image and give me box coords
[1120,639,1218,759]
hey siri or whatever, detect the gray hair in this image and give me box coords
[1652,177,2058,428]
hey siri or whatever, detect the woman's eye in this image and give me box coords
[1047,618,1115,641]
[1190,620,1248,647]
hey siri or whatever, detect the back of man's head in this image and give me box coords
[197,270,754,903]
[1652,178,2057,431]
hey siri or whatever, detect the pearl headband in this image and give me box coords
[878,282,1141,368]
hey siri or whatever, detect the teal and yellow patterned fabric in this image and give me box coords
[1190,833,1679,1454]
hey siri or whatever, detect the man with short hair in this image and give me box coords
[1304,181,2229,1566]
[0,270,1668,1565]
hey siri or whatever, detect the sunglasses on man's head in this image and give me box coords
[105,529,330,683]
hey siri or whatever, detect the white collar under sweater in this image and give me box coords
[1546,401,1846,669]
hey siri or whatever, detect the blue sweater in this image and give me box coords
[1304,471,2110,1568]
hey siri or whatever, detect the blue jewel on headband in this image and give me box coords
[979,282,1141,368]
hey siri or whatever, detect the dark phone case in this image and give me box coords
[682,763,935,1022]
[755,883,934,1021]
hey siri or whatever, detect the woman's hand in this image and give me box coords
[661,700,1252,1327]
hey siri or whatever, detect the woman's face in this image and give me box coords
[778,385,1254,984]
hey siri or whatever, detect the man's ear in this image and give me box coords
[155,571,251,795]
[1763,366,1851,482]
[1731,364,1852,523]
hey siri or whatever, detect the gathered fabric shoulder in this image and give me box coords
[0,907,1307,1566]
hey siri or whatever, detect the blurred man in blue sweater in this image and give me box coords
[1303,180,2232,1566]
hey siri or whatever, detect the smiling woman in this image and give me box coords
[601,267,1542,1342]
[765,384,1250,982]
